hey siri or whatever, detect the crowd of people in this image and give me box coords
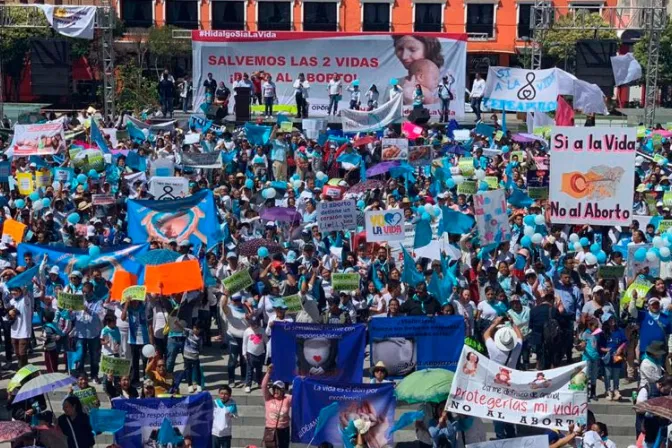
[0,69,670,448]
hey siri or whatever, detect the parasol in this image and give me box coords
[239,239,284,258]
[634,396,672,421]
[366,161,400,177]
[511,133,547,144]
[0,421,31,443]
[347,179,385,194]
[395,369,454,404]
[136,249,181,265]
[8,364,40,393]
[260,207,302,224]
[14,373,76,404]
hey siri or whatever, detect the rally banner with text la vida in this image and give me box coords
[447,346,588,431]
[549,127,636,227]
[192,31,467,119]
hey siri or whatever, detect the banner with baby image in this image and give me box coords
[271,322,366,383]
[447,346,588,431]
[369,316,465,379]
[291,377,396,446]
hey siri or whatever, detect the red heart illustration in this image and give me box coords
[313,355,322,362]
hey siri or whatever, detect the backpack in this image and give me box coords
[543,306,561,346]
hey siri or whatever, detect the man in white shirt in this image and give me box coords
[470,73,486,123]
[8,286,32,368]
[261,74,277,118]
[293,73,310,118]
[327,75,342,116]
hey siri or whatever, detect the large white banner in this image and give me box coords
[9,123,65,157]
[467,435,549,448]
[38,5,97,40]
[341,94,402,133]
[474,190,511,246]
[549,126,636,226]
[192,31,467,119]
[448,346,588,431]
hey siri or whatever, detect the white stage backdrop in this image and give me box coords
[192,31,467,120]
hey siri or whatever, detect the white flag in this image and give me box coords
[526,111,553,133]
[38,5,97,40]
[341,94,402,133]
[611,53,642,86]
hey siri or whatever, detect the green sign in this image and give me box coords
[664,191,672,207]
[659,220,672,234]
[69,147,104,173]
[283,294,302,313]
[510,151,524,162]
[222,269,254,294]
[280,121,293,132]
[331,273,360,292]
[99,355,131,377]
[458,158,474,177]
[598,264,626,279]
[457,181,477,195]
[484,176,499,190]
[528,187,549,200]
[622,278,652,308]
[73,387,99,410]
[121,285,146,303]
[57,292,84,311]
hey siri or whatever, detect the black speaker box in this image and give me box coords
[31,39,72,96]
[575,40,618,96]
[408,107,430,125]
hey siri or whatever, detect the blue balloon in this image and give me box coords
[75,255,90,270]
[42,198,51,208]
[28,192,40,202]
[390,78,398,86]
[579,237,590,248]
[353,80,360,86]
[478,181,489,191]
[88,169,98,178]
[634,247,647,262]
[67,213,81,225]
[88,245,101,258]
[421,212,431,221]
[446,179,456,189]
[501,145,510,154]
[15,199,25,209]
[245,179,254,190]
[357,200,365,210]
[597,250,607,264]
[257,247,269,258]
[76,174,88,184]
[523,215,536,226]
[521,235,532,248]
[590,243,601,254]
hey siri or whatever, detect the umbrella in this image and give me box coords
[366,161,400,177]
[0,421,31,443]
[14,373,76,404]
[347,179,385,194]
[511,133,547,144]
[260,207,302,224]
[8,364,40,393]
[395,369,454,404]
[136,249,181,265]
[634,396,672,421]
[238,239,283,258]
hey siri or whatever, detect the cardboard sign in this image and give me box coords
[92,194,116,206]
[2,219,26,244]
[121,285,146,303]
[57,292,85,311]
[35,169,51,188]
[659,220,672,234]
[331,273,360,291]
[283,294,302,313]
[99,355,131,377]
[144,259,204,295]
[148,176,189,200]
[474,190,511,245]
[150,158,175,177]
[381,138,408,161]
[458,158,474,177]
[109,270,138,301]
[408,145,432,166]
[622,278,652,308]
[528,187,549,200]
[597,264,625,279]
[317,200,357,233]
[221,269,254,295]
[16,173,34,195]
[664,191,672,207]
[73,387,98,410]
[484,176,499,190]
[457,181,477,195]
[364,209,405,242]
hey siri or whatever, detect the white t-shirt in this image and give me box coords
[328,79,342,95]
[477,300,499,321]
[212,399,237,437]
[486,337,522,367]
[262,81,276,98]
[471,79,486,98]
[10,296,32,339]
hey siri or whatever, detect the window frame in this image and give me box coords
[164,0,200,30]
[465,2,497,40]
[302,1,339,31]
[211,0,247,30]
[413,2,444,32]
[361,1,392,32]
[256,0,293,31]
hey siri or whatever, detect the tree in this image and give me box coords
[147,25,191,78]
[542,13,618,70]
[115,60,159,114]
[634,21,672,84]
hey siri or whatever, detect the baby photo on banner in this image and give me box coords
[448,346,588,430]
[549,127,636,227]
[291,377,396,446]
[271,322,366,383]
[368,316,465,378]
[474,189,511,246]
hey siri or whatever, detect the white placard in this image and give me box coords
[364,209,405,243]
[148,176,189,199]
[317,200,357,233]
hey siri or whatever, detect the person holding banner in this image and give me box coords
[261,365,292,448]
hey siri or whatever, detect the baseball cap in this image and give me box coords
[226,251,238,259]
[70,270,83,278]
[49,266,60,275]
[648,297,661,305]
[272,380,286,389]
[592,285,604,294]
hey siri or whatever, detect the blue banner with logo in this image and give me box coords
[271,322,366,384]
[291,377,396,445]
[126,189,220,248]
[17,243,149,284]
[368,316,465,378]
[111,392,213,448]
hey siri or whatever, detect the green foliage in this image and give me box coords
[116,60,159,114]
[634,21,672,84]
[543,13,618,67]
[147,25,191,59]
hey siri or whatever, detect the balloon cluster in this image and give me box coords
[519,214,547,248]
[419,203,442,221]
[631,231,672,263]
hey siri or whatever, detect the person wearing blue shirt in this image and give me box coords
[269,127,289,181]
[598,313,627,401]
[72,284,106,383]
[554,271,584,364]
[629,294,672,357]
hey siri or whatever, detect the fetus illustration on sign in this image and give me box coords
[296,337,339,376]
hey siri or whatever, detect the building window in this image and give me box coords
[570,2,602,14]
[258,2,292,30]
[166,0,199,29]
[304,2,338,31]
[212,1,245,30]
[414,3,442,32]
[518,3,532,39]
[466,4,494,38]
[121,0,153,27]
[362,3,390,31]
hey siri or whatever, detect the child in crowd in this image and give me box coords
[212,385,238,448]
[579,318,601,401]
[101,314,121,357]
[183,324,203,393]
[41,310,63,373]
[69,375,100,414]
[242,316,267,393]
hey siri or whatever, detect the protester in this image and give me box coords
[261,365,291,448]
[57,396,96,448]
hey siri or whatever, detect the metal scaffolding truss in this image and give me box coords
[530,4,667,127]
[0,1,116,121]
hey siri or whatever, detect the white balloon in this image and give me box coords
[141,344,156,358]
[293,180,302,188]
[32,201,43,211]
[453,175,465,185]
[474,169,486,181]
[660,247,671,258]
[585,253,598,265]
[424,203,434,215]
[524,226,535,237]
[534,215,545,226]
[646,250,659,262]
[531,233,543,245]
[653,236,665,248]
[569,233,580,243]
[573,242,583,252]
[266,188,277,199]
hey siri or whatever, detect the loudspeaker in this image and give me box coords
[234,87,251,122]
[31,39,72,96]
[408,107,430,125]
[575,40,618,96]
[204,105,227,121]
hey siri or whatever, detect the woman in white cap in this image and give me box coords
[261,364,292,448]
